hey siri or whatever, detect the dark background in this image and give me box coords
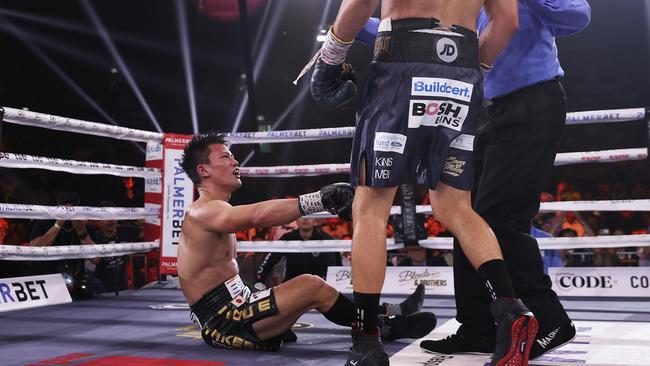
[0,0,648,207]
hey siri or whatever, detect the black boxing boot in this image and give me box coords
[344,330,389,366]
[490,298,538,366]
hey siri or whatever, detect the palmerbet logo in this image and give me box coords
[411,77,473,102]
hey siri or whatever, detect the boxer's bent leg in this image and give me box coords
[253,274,339,340]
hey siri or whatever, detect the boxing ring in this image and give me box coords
[0,106,649,366]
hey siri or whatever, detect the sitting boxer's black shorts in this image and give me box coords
[351,18,483,190]
[189,275,283,351]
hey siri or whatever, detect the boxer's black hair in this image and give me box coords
[181,132,229,185]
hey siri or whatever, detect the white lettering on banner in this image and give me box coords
[326,266,454,295]
[162,148,194,260]
[0,274,71,312]
[450,134,475,151]
[373,132,407,154]
[411,77,473,102]
[408,100,469,130]
[549,267,650,297]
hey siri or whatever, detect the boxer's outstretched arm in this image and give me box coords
[332,0,379,42]
[199,199,301,234]
[480,0,519,66]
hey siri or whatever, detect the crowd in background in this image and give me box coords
[0,161,649,292]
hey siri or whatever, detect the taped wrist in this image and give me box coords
[320,26,353,65]
[298,191,324,216]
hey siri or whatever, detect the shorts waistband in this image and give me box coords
[374,17,479,67]
[189,275,250,325]
[379,17,477,38]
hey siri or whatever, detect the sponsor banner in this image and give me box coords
[373,132,407,154]
[160,143,193,274]
[0,274,71,312]
[146,142,163,161]
[550,267,650,297]
[145,176,162,194]
[408,100,468,130]
[411,77,473,102]
[164,134,193,149]
[326,266,454,295]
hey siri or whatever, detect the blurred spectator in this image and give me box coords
[397,246,447,266]
[592,248,622,267]
[86,202,129,294]
[551,211,594,237]
[533,192,557,233]
[639,246,650,267]
[237,228,269,283]
[29,192,95,298]
[558,228,593,267]
[268,221,298,241]
[255,217,341,287]
[321,218,351,238]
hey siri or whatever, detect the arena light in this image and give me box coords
[175,0,199,134]
[0,17,115,126]
[316,29,327,42]
[230,0,276,133]
[80,0,163,133]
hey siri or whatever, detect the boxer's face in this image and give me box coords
[205,143,241,191]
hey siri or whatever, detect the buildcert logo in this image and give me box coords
[556,272,615,291]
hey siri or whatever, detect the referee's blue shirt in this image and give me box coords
[478,0,591,99]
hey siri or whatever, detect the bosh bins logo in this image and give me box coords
[408,100,468,130]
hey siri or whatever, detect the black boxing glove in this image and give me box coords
[311,59,357,109]
[308,26,357,109]
[298,183,355,221]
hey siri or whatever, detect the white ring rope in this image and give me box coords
[564,108,646,125]
[553,148,647,166]
[1,107,163,143]
[1,235,646,260]
[0,152,161,178]
[3,106,645,143]
[302,199,650,219]
[241,148,649,177]
[0,242,158,260]
[0,204,158,220]
[236,234,650,253]
[224,127,355,144]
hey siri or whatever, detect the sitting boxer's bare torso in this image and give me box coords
[382,0,483,31]
[178,198,239,305]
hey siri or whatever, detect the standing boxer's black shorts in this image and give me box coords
[350,18,483,190]
[189,275,283,351]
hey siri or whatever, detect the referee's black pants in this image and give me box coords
[453,78,571,336]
